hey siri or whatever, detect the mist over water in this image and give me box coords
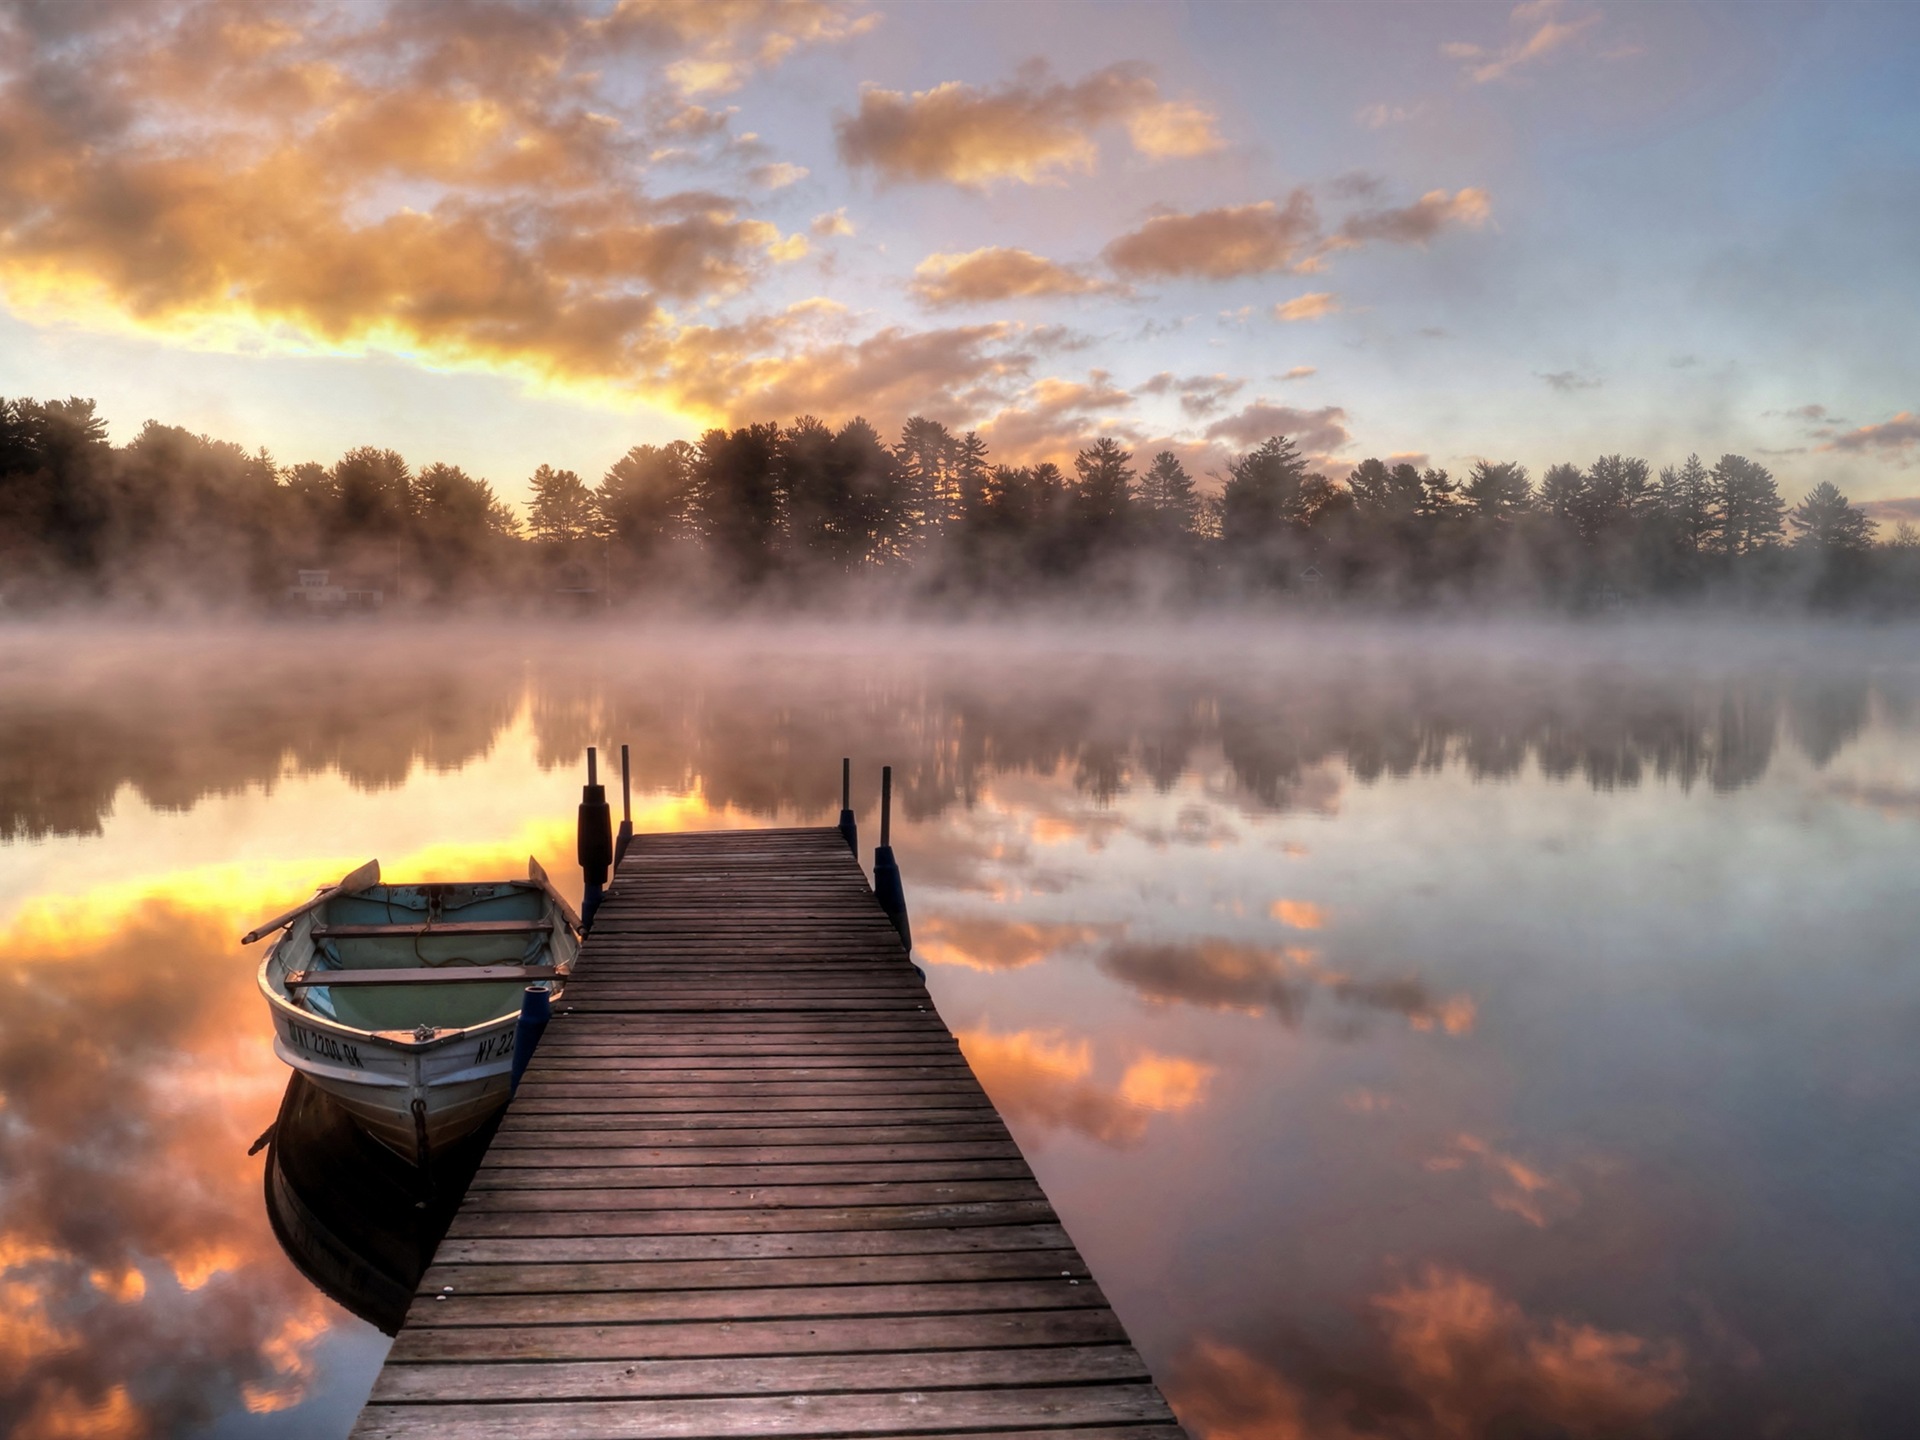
[3,619,1918,1437]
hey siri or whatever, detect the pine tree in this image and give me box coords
[526,464,598,545]
[1139,450,1200,538]
[1463,460,1531,519]
[1073,437,1134,535]
[1712,454,1784,556]
[1788,481,1874,552]
[1657,454,1717,555]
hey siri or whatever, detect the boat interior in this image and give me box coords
[290,882,562,1031]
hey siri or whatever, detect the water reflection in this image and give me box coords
[2,623,1917,1438]
[2,626,1910,844]
[264,1076,493,1337]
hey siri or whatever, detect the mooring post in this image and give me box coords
[509,984,551,1094]
[872,764,911,950]
[577,746,612,929]
[615,743,634,868]
[838,756,858,854]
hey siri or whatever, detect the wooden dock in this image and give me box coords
[350,826,1186,1439]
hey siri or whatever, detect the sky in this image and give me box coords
[1,0,1917,512]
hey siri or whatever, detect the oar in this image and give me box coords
[527,856,583,933]
[240,859,380,945]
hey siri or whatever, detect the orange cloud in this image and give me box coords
[1105,195,1320,280]
[1444,0,1603,85]
[909,247,1110,308]
[1204,401,1350,456]
[0,0,860,426]
[914,913,1107,971]
[836,62,1218,187]
[1428,1134,1580,1227]
[1268,898,1326,929]
[1168,1272,1684,1439]
[1334,188,1492,246]
[1273,292,1340,322]
[1125,99,1225,158]
[1117,1053,1215,1112]
[956,1026,1212,1145]
[1375,1266,1684,1432]
[603,0,877,96]
[1820,411,1920,454]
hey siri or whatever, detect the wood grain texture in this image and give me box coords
[348,826,1186,1439]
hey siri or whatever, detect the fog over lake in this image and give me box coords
[2,620,1917,1438]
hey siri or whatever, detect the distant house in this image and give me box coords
[287,569,383,614]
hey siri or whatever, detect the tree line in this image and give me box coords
[0,394,1910,611]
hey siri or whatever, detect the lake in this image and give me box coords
[1,620,1917,1438]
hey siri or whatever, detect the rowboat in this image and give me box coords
[250,859,580,1164]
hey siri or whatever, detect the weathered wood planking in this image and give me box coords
[351,826,1185,1440]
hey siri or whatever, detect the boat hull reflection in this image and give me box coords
[263,1072,496,1336]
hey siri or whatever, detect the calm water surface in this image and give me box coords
[2,622,1918,1438]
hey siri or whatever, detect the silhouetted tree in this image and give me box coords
[1713,454,1784,556]
[597,441,696,565]
[527,464,598,545]
[697,423,783,582]
[1464,460,1531,519]
[1139,450,1200,541]
[1073,437,1134,544]
[332,447,414,537]
[1789,481,1873,554]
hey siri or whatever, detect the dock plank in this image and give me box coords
[349,826,1184,1439]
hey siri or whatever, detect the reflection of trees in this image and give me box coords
[0,640,520,840]
[0,633,1897,841]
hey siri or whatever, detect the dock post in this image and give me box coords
[509,984,551,1094]
[837,756,857,854]
[872,764,911,950]
[615,744,634,867]
[577,747,612,930]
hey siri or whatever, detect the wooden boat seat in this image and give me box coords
[286,965,560,989]
[311,920,551,939]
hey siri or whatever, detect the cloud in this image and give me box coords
[1203,401,1351,456]
[1859,496,1920,526]
[670,318,1032,430]
[1426,1133,1581,1227]
[1104,194,1320,280]
[1137,372,1246,419]
[1124,99,1225,158]
[1539,370,1602,393]
[908,247,1110,308]
[810,208,855,237]
[1279,365,1317,381]
[1269,898,1326,929]
[975,370,1138,461]
[1820,411,1920,454]
[1274,292,1340,322]
[750,161,809,188]
[1374,1267,1685,1432]
[834,62,1218,187]
[0,0,862,423]
[954,1026,1210,1146]
[1098,936,1475,1036]
[1357,101,1422,129]
[1445,0,1602,85]
[1334,188,1492,246]
[1167,1275,1685,1440]
[0,897,342,1435]
[1107,185,1488,283]
[605,0,879,96]
[914,914,1108,971]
